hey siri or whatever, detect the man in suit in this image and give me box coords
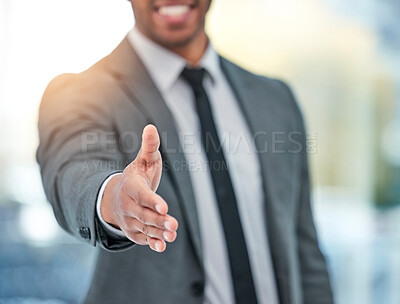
[37,0,334,303]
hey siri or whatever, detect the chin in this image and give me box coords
[158,24,205,47]
[161,35,196,48]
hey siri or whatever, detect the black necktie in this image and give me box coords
[181,67,258,304]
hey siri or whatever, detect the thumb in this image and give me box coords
[139,124,160,163]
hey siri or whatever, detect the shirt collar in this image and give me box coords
[127,26,220,93]
[198,43,219,86]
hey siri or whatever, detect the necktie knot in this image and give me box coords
[181,67,206,89]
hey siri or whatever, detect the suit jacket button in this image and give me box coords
[190,281,204,297]
[79,227,91,240]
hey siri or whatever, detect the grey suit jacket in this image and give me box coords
[37,35,334,304]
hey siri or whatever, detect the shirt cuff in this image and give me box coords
[96,172,127,239]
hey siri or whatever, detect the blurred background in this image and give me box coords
[1,0,400,303]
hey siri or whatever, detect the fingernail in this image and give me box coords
[164,221,171,231]
[163,231,170,241]
[156,204,162,213]
[155,241,162,252]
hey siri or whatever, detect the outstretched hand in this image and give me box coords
[101,125,178,252]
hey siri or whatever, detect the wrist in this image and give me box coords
[101,174,123,228]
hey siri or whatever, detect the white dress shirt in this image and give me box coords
[97,27,279,304]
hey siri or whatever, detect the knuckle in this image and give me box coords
[150,227,162,239]
[130,232,146,245]
[157,215,165,228]
[137,211,144,223]
[126,217,138,231]
[122,221,135,235]
[157,228,164,239]
[126,231,138,243]
[119,221,129,233]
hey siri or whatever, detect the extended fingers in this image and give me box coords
[122,217,176,253]
[133,203,178,231]
[128,232,166,252]
[127,218,177,243]
[121,193,178,231]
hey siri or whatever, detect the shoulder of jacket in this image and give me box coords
[41,58,119,108]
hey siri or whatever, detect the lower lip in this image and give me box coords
[154,7,193,26]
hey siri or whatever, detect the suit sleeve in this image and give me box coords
[279,81,334,303]
[36,73,135,252]
[297,135,334,303]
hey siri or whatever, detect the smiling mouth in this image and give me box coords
[155,4,195,18]
[159,5,190,16]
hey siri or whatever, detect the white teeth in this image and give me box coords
[158,5,190,17]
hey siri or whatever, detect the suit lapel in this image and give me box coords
[220,57,291,304]
[104,37,203,264]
